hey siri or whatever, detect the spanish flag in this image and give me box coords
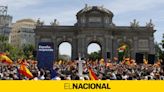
[0,53,13,64]
[19,64,33,78]
[88,67,98,80]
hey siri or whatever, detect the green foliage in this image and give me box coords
[0,34,35,61]
[7,46,25,60]
[0,35,8,42]
[0,35,8,52]
[88,50,101,61]
[58,54,71,61]
[160,34,164,60]
[6,44,35,61]
[155,33,164,60]
[22,44,35,59]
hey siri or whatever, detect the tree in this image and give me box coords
[8,46,24,61]
[0,35,8,52]
[155,34,164,61]
[22,44,35,59]
[88,50,101,61]
[0,35,37,61]
[1,43,24,61]
[161,34,164,60]
[58,54,71,61]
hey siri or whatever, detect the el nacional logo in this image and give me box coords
[64,83,111,90]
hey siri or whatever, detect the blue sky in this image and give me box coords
[1,0,164,56]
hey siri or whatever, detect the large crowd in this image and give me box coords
[0,59,164,80]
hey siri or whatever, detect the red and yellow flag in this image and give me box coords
[0,53,13,64]
[88,67,98,80]
[19,64,33,78]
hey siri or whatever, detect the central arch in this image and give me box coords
[87,42,102,60]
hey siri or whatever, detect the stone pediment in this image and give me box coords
[76,5,114,27]
[77,6,113,17]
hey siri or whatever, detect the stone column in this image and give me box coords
[109,35,113,59]
[72,37,78,60]
[105,35,111,59]
[133,37,138,59]
[52,36,57,60]
[149,37,155,54]
[83,37,88,59]
[77,37,81,55]
[52,36,57,61]
[113,37,119,58]
[105,35,109,50]
[35,36,40,49]
[77,35,86,59]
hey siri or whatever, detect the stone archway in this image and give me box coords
[57,41,73,61]
[58,42,72,61]
[34,5,156,69]
[87,42,102,60]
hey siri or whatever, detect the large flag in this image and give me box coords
[19,64,33,78]
[88,67,98,80]
[0,53,13,64]
[117,45,127,61]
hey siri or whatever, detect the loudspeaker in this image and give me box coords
[148,54,155,64]
[135,53,144,64]
[107,52,110,59]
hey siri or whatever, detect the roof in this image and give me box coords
[17,19,36,23]
[77,5,113,16]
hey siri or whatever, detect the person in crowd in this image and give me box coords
[0,59,164,80]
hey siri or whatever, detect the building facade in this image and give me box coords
[9,19,36,48]
[0,6,12,38]
[35,5,156,60]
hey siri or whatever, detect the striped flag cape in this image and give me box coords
[19,64,33,78]
[0,53,13,64]
[88,67,98,80]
